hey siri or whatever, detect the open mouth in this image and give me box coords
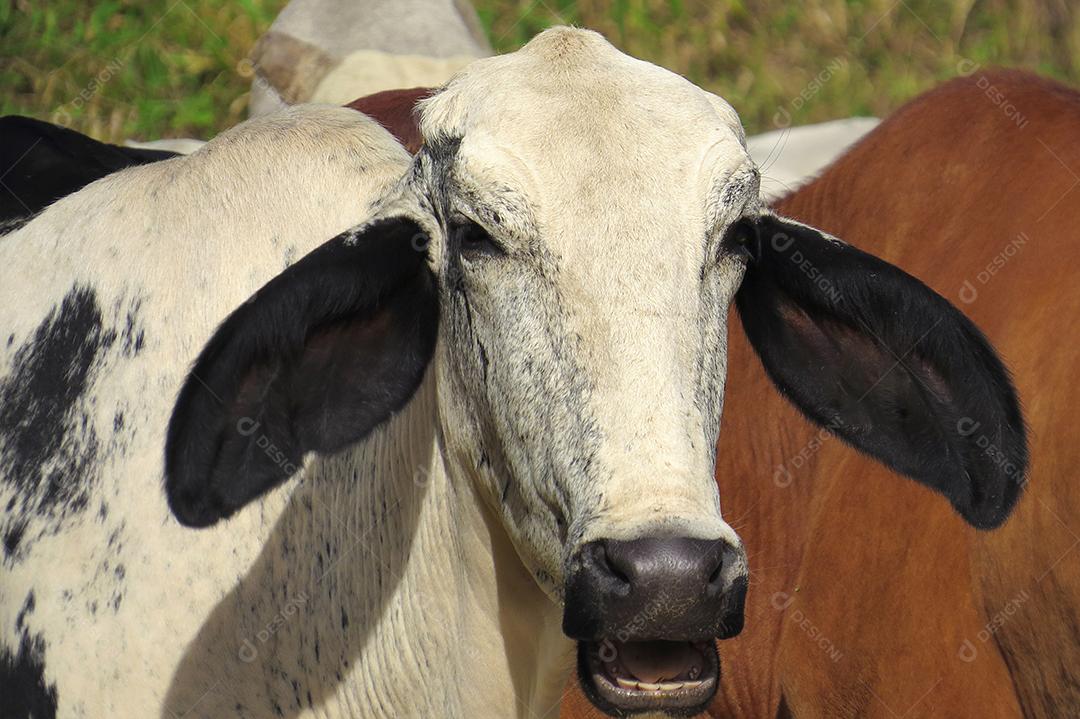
[578,638,719,716]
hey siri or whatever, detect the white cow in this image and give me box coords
[0,106,413,717]
[1,28,1024,719]
[248,0,492,116]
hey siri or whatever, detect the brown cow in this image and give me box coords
[344,71,1067,717]
[563,69,1078,718]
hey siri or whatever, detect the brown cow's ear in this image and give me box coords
[735,213,1027,530]
[165,216,438,528]
[346,88,433,155]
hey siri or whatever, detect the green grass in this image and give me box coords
[1,0,282,141]
[3,0,1080,141]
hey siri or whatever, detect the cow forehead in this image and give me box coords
[418,27,750,201]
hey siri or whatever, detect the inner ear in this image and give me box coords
[769,299,961,471]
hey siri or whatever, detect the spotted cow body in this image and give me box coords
[0,105,417,717]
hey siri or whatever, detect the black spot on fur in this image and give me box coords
[477,340,489,383]
[0,630,59,719]
[106,524,124,549]
[0,285,116,560]
[15,591,35,631]
[119,300,145,357]
[3,519,27,559]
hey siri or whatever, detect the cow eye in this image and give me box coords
[451,219,503,258]
[724,218,758,262]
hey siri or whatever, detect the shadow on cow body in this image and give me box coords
[0,104,418,719]
[165,382,440,715]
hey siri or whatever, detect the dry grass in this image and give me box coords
[2,0,1079,140]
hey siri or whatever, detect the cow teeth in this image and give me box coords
[683,680,703,688]
[616,677,638,690]
[659,682,684,691]
[637,682,661,691]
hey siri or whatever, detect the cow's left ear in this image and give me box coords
[165,216,438,528]
[734,213,1027,530]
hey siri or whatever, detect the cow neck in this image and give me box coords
[269,370,572,716]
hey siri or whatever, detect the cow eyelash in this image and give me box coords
[451,218,504,258]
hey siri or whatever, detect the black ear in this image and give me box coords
[0,115,177,225]
[165,218,438,527]
[735,214,1027,529]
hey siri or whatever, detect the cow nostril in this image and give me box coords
[599,543,632,586]
[704,541,728,591]
[707,557,724,587]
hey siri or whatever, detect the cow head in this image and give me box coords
[166,28,1026,717]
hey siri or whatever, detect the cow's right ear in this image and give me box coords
[165,216,438,528]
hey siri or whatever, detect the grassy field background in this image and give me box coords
[2,0,1079,142]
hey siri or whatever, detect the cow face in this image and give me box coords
[415,30,754,713]
[167,27,1027,719]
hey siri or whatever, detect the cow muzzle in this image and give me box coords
[563,536,747,716]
